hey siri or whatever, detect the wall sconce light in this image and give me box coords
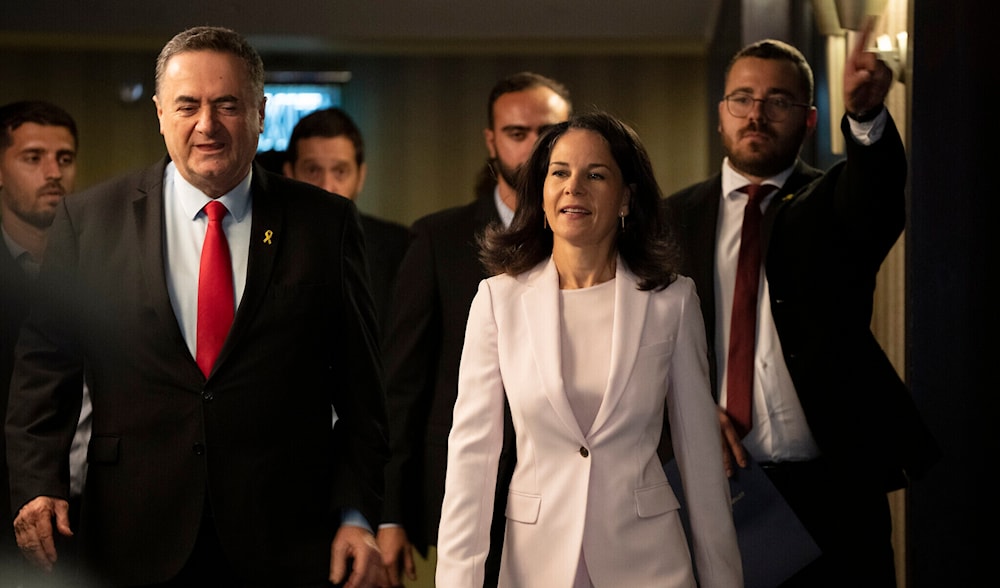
[811,0,907,154]
[813,0,846,36]
[834,0,888,31]
[876,31,908,84]
[814,0,908,84]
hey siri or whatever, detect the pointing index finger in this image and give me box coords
[850,15,878,62]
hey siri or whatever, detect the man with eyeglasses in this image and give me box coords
[663,24,939,588]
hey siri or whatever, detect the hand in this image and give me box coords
[717,406,748,478]
[376,526,416,587]
[844,16,894,117]
[13,496,72,572]
[330,525,390,588]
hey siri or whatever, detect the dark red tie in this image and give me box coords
[196,200,234,378]
[726,184,776,438]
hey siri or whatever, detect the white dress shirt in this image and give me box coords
[162,162,252,357]
[560,278,615,435]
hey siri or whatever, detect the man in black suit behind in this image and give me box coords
[376,72,571,587]
[662,23,939,587]
[0,99,79,586]
[282,107,411,332]
[6,26,389,587]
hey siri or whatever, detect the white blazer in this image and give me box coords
[437,258,742,588]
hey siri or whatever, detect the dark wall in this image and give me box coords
[908,0,994,585]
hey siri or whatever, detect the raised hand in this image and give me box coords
[844,16,894,118]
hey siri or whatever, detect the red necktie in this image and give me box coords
[726,184,776,438]
[196,200,234,378]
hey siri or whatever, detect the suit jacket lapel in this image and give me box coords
[521,258,587,443]
[0,239,29,293]
[762,160,823,258]
[684,176,721,301]
[132,159,192,358]
[472,188,502,230]
[218,163,283,366]
[589,263,649,437]
[678,176,722,392]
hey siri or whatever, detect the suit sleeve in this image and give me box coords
[435,280,505,588]
[833,112,908,268]
[380,220,439,527]
[5,199,86,514]
[666,278,743,588]
[330,201,390,527]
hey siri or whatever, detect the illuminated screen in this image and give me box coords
[259,84,343,153]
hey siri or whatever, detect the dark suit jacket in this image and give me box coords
[359,213,411,333]
[0,239,30,562]
[382,185,514,585]
[664,115,939,491]
[5,159,389,586]
[381,187,500,547]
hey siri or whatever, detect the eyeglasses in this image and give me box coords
[723,93,810,122]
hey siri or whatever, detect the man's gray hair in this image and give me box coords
[155,26,265,101]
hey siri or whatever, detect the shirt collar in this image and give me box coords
[1,226,40,277]
[166,161,253,221]
[493,184,515,228]
[720,157,796,202]
[2,225,29,260]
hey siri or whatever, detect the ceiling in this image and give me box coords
[1,0,723,55]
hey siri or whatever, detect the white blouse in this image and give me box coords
[559,279,615,434]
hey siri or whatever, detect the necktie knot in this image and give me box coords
[204,200,228,223]
[740,183,777,205]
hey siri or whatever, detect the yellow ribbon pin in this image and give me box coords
[263,229,273,245]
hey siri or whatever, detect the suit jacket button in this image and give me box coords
[579,447,589,458]
[203,390,214,402]
[193,442,205,455]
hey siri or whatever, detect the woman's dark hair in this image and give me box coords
[479,110,679,291]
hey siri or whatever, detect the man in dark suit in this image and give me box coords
[282,107,411,332]
[0,99,79,585]
[5,26,389,587]
[376,72,571,587]
[662,25,939,587]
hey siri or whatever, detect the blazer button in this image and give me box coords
[202,389,214,402]
[193,442,206,455]
[579,447,589,458]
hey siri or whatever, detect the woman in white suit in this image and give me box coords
[436,111,742,587]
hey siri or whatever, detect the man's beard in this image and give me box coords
[13,206,58,230]
[3,183,63,229]
[490,157,522,189]
[723,120,803,179]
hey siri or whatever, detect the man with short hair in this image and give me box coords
[283,107,410,330]
[5,27,389,587]
[0,99,80,584]
[377,72,571,587]
[663,24,939,587]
